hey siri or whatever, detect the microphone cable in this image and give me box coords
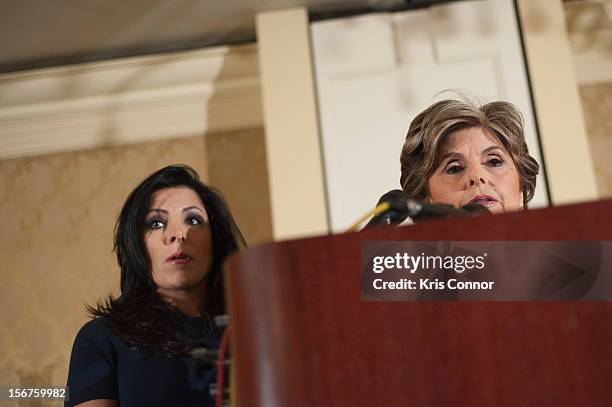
[346,201,391,233]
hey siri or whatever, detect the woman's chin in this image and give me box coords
[485,203,503,214]
[488,201,523,214]
[465,201,504,214]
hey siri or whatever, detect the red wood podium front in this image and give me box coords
[224,200,612,407]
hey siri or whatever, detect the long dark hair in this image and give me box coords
[89,164,245,355]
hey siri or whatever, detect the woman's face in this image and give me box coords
[427,126,522,214]
[144,187,213,297]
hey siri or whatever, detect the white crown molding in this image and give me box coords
[0,44,262,160]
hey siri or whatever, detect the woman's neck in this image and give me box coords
[157,287,204,317]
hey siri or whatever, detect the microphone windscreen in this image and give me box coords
[377,189,408,213]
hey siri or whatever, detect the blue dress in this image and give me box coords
[65,317,220,406]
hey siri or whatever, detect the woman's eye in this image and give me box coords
[186,216,203,226]
[146,219,165,230]
[446,165,463,174]
[487,158,503,167]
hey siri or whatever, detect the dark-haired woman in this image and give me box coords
[65,165,244,407]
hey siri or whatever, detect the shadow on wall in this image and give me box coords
[565,2,612,52]
[204,46,274,247]
[565,1,612,198]
[579,84,612,198]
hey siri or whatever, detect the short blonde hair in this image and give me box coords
[400,100,539,206]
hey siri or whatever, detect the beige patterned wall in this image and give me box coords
[206,127,273,246]
[0,129,271,406]
[564,1,612,200]
[579,84,612,199]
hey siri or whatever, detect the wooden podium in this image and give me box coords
[224,200,612,407]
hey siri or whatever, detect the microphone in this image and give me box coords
[364,190,490,228]
[364,190,410,227]
[406,200,490,219]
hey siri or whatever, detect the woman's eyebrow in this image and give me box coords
[146,206,205,214]
[439,152,464,162]
[182,205,206,214]
[482,146,504,155]
[146,208,167,215]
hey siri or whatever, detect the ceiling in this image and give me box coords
[0,0,605,74]
[0,0,445,73]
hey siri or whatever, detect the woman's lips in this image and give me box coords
[469,195,498,206]
[166,252,193,264]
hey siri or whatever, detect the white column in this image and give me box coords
[517,0,598,204]
[256,7,329,240]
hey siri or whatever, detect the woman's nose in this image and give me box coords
[164,227,187,244]
[466,166,487,187]
[170,232,185,243]
[468,176,486,187]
